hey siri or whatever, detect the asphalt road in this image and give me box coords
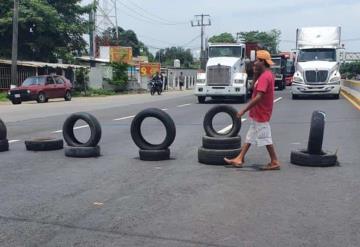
[0,89,359,247]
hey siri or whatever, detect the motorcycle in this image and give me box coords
[148,79,163,95]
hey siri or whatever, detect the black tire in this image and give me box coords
[139,148,170,161]
[25,138,63,151]
[198,96,206,104]
[333,93,340,99]
[65,146,100,158]
[11,99,21,105]
[292,94,299,100]
[62,112,102,147]
[64,90,72,101]
[131,108,176,150]
[37,92,46,103]
[0,118,7,140]
[240,94,247,103]
[202,136,241,150]
[307,111,325,154]
[203,105,241,138]
[290,149,338,167]
[157,88,162,95]
[198,147,241,166]
[150,88,155,95]
[0,139,9,152]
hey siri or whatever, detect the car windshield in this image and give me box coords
[298,49,336,62]
[208,46,242,58]
[22,77,46,86]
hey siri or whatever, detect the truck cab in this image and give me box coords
[195,43,249,103]
[291,26,343,99]
[271,55,287,90]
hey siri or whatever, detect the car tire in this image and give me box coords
[37,92,47,103]
[0,118,7,140]
[203,105,241,138]
[0,139,9,152]
[64,90,72,101]
[292,94,299,100]
[139,148,170,161]
[62,112,102,147]
[25,138,63,151]
[290,149,338,167]
[11,99,22,105]
[131,108,176,150]
[198,96,206,104]
[307,111,325,155]
[65,146,101,158]
[202,136,241,150]
[198,147,241,165]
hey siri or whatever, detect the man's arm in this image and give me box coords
[237,92,264,118]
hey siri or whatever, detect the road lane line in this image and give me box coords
[52,125,89,133]
[113,115,135,121]
[341,91,360,111]
[177,103,191,108]
[274,97,283,103]
[218,118,247,134]
[8,140,20,144]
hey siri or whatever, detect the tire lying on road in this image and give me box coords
[198,147,241,166]
[65,146,100,158]
[25,138,63,151]
[307,111,325,154]
[63,112,102,147]
[139,148,170,161]
[202,136,241,150]
[131,108,176,150]
[290,149,338,167]
[0,118,7,140]
[0,139,9,152]
[203,105,241,138]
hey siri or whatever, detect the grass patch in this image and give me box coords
[73,88,116,97]
[0,92,8,102]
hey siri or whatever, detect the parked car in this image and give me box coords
[7,75,72,104]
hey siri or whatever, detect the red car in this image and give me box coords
[7,75,72,104]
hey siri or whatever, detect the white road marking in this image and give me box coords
[218,118,247,134]
[52,125,89,133]
[8,140,20,144]
[177,103,191,108]
[113,115,135,121]
[274,97,283,103]
[290,142,301,145]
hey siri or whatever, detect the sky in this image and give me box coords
[83,0,360,56]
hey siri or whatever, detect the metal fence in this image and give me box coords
[0,66,36,89]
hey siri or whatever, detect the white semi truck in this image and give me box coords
[291,26,344,99]
[195,43,251,103]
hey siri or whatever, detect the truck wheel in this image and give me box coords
[292,94,299,100]
[240,94,247,103]
[0,139,9,152]
[198,96,206,104]
[333,93,340,99]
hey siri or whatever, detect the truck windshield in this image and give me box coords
[272,58,281,67]
[22,77,46,86]
[208,47,242,58]
[298,49,336,62]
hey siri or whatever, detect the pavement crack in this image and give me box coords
[0,215,236,247]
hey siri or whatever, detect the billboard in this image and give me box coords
[110,46,133,64]
[140,63,161,77]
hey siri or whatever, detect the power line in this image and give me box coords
[123,0,188,25]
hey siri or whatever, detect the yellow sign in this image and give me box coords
[140,63,161,77]
[110,46,133,64]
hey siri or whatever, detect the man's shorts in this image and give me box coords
[245,118,273,147]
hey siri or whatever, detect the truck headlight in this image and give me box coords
[293,76,304,83]
[329,77,340,84]
[27,90,31,94]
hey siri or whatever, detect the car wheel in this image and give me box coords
[11,99,22,105]
[64,90,72,101]
[37,92,46,103]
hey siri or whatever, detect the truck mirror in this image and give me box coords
[250,50,256,62]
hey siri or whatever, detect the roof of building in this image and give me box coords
[0,59,87,69]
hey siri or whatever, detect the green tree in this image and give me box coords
[0,0,92,62]
[97,27,153,59]
[155,47,194,68]
[237,29,281,54]
[340,61,360,79]
[208,32,236,43]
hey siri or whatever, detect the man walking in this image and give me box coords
[179,72,185,90]
[224,50,281,170]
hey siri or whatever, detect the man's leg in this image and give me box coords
[224,143,251,167]
[264,144,281,169]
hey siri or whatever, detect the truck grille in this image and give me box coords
[207,65,231,86]
[305,70,328,84]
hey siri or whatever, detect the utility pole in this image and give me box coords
[11,0,19,86]
[191,14,211,70]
